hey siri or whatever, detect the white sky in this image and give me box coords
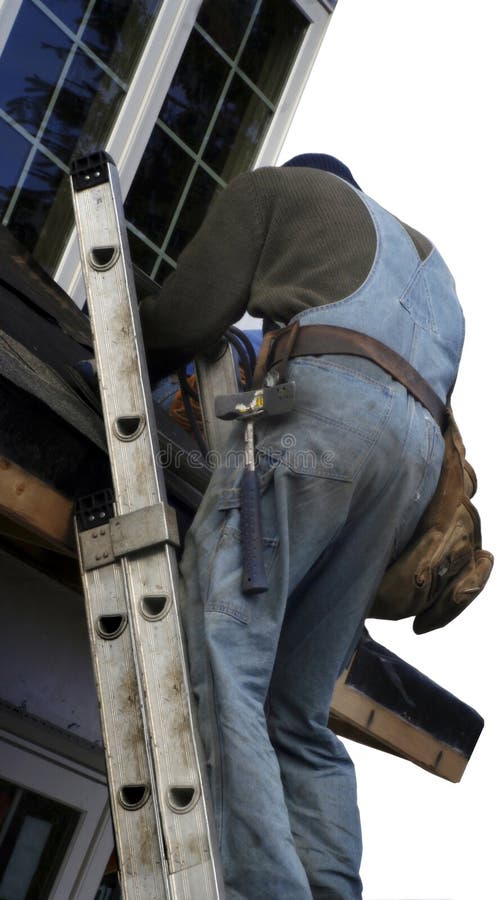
[276,2,497,898]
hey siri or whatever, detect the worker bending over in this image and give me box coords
[140,154,464,899]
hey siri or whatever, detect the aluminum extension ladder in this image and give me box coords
[70,152,225,900]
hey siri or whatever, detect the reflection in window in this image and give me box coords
[0,5,73,137]
[127,230,161,279]
[124,128,193,248]
[0,0,310,285]
[164,166,220,263]
[239,0,309,103]
[203,74,273,183]
[42,51,124,166]
[0,777,80,900]
[158,29,228,154]
[7,152,65,255]
[0,121,31,220]
[197,0,258,60]
[126,0,309,281]
[0,0,161,276]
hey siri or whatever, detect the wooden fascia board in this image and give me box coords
[0,456,75,555]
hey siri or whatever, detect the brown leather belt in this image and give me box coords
[254,323,447,429]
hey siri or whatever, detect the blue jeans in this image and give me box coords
[179,354,444,899]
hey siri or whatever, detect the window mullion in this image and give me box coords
[1,0,98,227]
[151,0,266,277]
[31,0,128,91]
[54,0,205,302]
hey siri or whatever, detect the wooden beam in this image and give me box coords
[0,456,75,555]
[330,663,469,783]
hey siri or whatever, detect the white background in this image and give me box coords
[277,2,497,898]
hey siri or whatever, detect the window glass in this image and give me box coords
[82,0,162,82]
[126,0,309,281]
[165,166,220,263]
[0,0,311,287]
[42,51,125,165]
[40,0,88,33]
[202,74,273,182]
[41,0,162,79]
[0,122,31,220]
[7,151,65,255]
[239,0,309,103]
[127,230,161,277]
[158,29,228,154]
[0,778,80,900]
[0,0,160,276]
[124,127,194,249]
[155,258,175,284]
[196,0,258,59]
[0,5,73,137]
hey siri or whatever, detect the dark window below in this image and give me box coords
[0,778,80,900]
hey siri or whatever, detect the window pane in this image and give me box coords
[156,258,175,284]
[40,0,89,33]
[0,4,72,137]
[196,0,258,59]
[0,121,31,220]
[125,128,193,249]
[127,230,159,277]
[81,0,162,82]
[42,50,124,165]
[203,75,273,182]
[0,0,161,276]
[0,781,80,900]
[42,0,162,82]
[7,152,65,255]
[239,0,309,104]
[166,167,220,261]
[158,30,228,154]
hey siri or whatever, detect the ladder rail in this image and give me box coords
[71,152,224,899]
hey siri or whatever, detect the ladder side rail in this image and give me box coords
[76,548,169,899]
[71,153,224,899]
[195,347,239,453]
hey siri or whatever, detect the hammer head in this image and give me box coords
[215,382,295,421]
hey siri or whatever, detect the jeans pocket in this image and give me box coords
[205,464,280,623]
[399,263,438,333]
[256,359,394,481]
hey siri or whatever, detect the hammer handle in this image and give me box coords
[240,466,269,595]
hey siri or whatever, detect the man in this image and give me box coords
[140,155,464,899]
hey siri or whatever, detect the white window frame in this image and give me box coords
[50,0,334,305]
[55,0,205,303]
[0,729,113,900]
[0,0,23,56]
[254,0,334,168]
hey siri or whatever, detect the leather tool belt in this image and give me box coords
[253,321,493,633]
[254,321,447,429]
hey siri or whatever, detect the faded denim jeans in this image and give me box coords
[179,352,445,900]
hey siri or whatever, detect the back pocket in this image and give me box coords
[256,358,394,482]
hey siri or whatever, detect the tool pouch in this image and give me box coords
[371,407,493,633]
